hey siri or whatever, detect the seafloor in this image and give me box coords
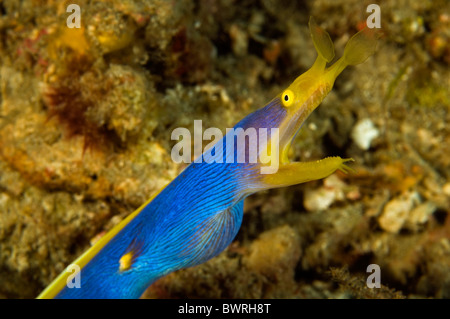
[0,0,449,298]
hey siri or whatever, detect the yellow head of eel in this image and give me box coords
[276,17,378,165]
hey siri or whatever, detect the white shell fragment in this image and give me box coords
[304,175,345,211]
[351,118,380,150]
[378,191,421,233]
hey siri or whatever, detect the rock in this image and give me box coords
[245,225,301,284]
[351,118,380,150]
[443,183,450,197]
[405,201,437,231]
[304,175,346,211]
[304,187,336,211]
[378,191,421,233]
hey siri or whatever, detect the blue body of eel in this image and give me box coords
[38,18,377,298]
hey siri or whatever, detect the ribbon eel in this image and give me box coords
[38,17,377,299]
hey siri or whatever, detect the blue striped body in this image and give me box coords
[56,98,286,298]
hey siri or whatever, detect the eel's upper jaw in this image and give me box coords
[278,79,331,162]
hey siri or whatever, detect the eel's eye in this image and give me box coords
[281,89,294,107]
